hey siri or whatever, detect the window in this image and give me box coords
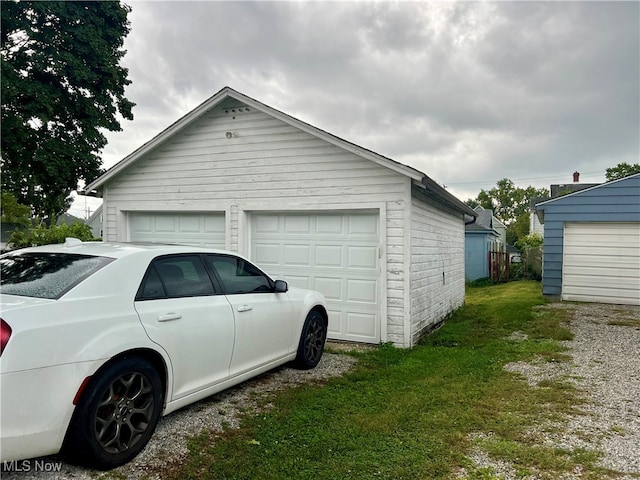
[0,253,114,299]
[137,255,216,300]
[205,255,272,294]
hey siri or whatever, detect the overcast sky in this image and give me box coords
[100,0,639,203]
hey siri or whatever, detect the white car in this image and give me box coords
[0,239,328,469]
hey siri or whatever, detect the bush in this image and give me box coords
[8,221,98,249]
[510,246,542,280]
[511,233,543,280]
[515,233,543,251]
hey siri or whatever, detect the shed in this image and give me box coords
[535,173,640,305]
[465,206,501,281]
[85,87,477,347]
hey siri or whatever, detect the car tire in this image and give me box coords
[294,310,327,370]
[63,356,164,470]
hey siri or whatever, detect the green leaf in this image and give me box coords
[1,1,134,218]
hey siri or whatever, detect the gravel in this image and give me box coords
[2,352,358,480]
[5,303,639,479]
[464,302,640,479]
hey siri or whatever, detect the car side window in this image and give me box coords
[136,255,216,300]
[205,255,273,295]
[138,266,165,299]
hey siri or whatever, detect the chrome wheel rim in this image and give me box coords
[94,372,155,454]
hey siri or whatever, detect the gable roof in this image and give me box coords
[472,206,494,229]
[465,221,499,234]
[535,173,640,224]
[85,86,476,218]
[472,205,507,230]
[550,182,600,197]
[537,173,640,207]
[467,206,498,234]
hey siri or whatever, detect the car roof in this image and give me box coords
[2,239,236,260]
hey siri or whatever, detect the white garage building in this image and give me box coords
[86,87,477,347]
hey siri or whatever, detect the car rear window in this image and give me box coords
[0,252,114,299]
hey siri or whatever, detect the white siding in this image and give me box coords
[104,101,407,230]
[410,187,466,345]
[530,210,544,237]
[102,99,412,345]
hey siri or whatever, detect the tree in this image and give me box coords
[466,178,548,246]
[515,232,544,251]
[1,1,134,219]
[464,198,480,210]
[506,212,530,246]
[605,162,640,181]
[470,178,548,227]
[0,192,32,226]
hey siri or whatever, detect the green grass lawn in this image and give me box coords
[164,281,615,480]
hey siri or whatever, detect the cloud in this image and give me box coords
[103,1,639,201]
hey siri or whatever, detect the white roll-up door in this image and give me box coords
[129,212,225,248]
[251,212,381,343]
[563,223,640,305]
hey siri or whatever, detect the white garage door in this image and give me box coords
[251,212,381,343]
[563,223,640,306]
[129,212,225,248]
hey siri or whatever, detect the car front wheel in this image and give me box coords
[294,310,327,369]
[63,356,164,470]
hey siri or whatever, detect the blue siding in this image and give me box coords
[465,231,492,281]
[545,210,638,220]
[538,174,640,297]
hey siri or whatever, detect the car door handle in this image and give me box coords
[157,313,182,322]
[237,305,253,312]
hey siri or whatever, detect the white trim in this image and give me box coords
[378,203,388,345]
[118,208,127,242]
[225,206,233,251]
[403,183,413,348]
[237,207,248,256]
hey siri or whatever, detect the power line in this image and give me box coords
[446,170,604,187]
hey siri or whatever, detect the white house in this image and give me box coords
[86,87,477,347]
[529,199,545,237]
[85,204,103,239]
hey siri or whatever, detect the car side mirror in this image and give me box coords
[274,280,288,293]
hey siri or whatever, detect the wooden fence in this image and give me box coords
[489,251,510,283]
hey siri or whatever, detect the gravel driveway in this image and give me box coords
[2,353,358,480]
[469,302,640,479]
[4,302,639,479]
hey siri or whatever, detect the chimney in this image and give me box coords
[573,171,580,183]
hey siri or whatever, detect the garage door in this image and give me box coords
[251,212,381,343]
[129,212,225,248]
[563,223,640,306]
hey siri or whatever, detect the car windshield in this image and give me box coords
[0,252,114,299]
